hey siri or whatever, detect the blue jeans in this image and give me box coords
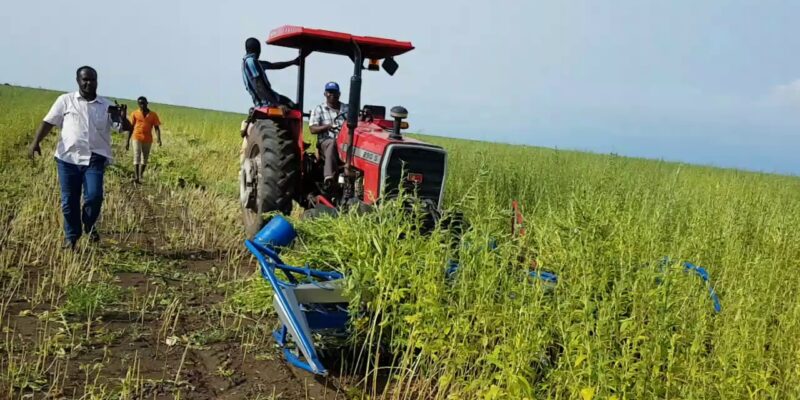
[56,154,106,242]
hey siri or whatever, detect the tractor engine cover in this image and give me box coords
[381,144,446,207]
[337,121,447,208]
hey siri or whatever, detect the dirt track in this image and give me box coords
[2,182,346,399]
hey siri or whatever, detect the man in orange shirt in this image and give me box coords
[126,96,162,184]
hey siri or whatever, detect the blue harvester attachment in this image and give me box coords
[244,216,348,376]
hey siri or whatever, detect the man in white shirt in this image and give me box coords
[29,66,132,249]
[309,82,349,188]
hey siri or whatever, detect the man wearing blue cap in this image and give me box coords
[309,82,349,187]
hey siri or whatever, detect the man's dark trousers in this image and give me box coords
[55,153,106,243]
[318,138,338,179]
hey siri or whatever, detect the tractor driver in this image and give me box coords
[242,37,300,109]
[309,82,349,188]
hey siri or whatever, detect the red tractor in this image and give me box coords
[240,26,448,237]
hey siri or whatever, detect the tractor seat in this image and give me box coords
[292,279,346,304]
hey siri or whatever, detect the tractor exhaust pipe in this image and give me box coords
[343,41,363,202]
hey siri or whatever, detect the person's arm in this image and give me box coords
[335,104,350,130]
[30,95,65,159]
[119,105,133,132]
[109,102,133,133]
[308,105,332,135]
[28,121,55,159]
[260,56,300,70]
[309,123,332,135]
[126,113,136,150]
[245,58,281,105]
[150,112,162,146]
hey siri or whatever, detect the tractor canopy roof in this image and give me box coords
[267,25,414,59]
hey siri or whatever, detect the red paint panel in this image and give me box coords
[336,121,430,204]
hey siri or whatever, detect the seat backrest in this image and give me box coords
[362,105,386,120]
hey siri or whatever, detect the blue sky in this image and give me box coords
[2,0,799,175]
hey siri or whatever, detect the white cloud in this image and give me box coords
[768,79,800,108]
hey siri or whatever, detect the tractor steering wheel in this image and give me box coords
[330,112,347,135]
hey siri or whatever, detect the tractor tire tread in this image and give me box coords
[241,119,299,238]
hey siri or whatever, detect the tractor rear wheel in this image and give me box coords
[240,119,299,238]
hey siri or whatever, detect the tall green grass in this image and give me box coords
[2,85,800,399]
[283,158,800,398]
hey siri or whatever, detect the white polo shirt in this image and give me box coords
[43,91,123,165]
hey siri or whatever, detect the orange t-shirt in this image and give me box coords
[130,110,161,143]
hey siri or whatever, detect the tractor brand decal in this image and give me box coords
[407,173,424,184]
[341,144,381,164]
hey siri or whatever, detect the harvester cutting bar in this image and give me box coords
[445,258,558,285]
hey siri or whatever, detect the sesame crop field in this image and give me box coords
[1,84,800,400]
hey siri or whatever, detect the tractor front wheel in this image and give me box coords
[240,119,299,238]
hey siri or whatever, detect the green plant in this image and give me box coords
[61,282,122,319]
[2,85,800,399]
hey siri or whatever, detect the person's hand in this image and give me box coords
[112,101,122,118]
[28,142,41,160]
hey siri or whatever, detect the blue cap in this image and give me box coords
[324,82,340,92]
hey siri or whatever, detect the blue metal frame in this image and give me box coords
[248,216,724,381]
[529,270,558,285]
[445,259,558,286]
[249,222,565,376]
[245,239,348,375]
[445,239,559,286]
[680,261,722,313]
[659,257,722,313]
